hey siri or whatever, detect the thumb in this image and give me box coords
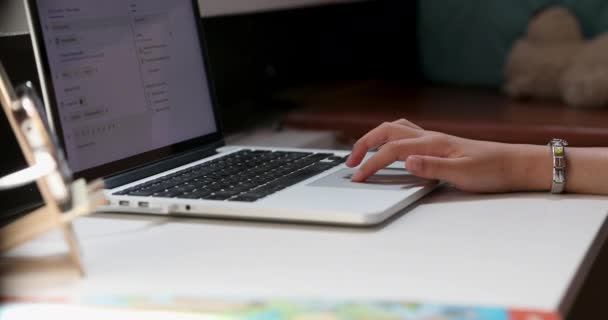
[406,155,455,181]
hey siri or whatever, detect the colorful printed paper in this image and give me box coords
[81,296,562,320]
[1,296,561,320]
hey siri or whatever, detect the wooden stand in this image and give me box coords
[0,62,107,277]
[0,179,106,277]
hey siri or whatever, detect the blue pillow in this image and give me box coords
[418,0,608,87]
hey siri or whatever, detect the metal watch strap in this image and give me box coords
[548,139,568,194]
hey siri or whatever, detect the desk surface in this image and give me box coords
[5,187,608,316]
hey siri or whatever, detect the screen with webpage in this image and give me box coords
[35,0,217,172]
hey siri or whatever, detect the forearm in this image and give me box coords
[511,145,608,195]
[510,144,552,192]
[566,148,608,195]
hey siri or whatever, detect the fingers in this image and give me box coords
[351,137,445,182]
[346,121,421,168]
[393,118,423,130]
[406,155,459,181]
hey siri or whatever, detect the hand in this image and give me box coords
[346,119,552,193]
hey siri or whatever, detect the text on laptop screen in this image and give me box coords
[35,0,217,172]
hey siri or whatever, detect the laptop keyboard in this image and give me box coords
[113,150,347,202]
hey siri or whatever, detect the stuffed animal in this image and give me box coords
[504,6,608,108]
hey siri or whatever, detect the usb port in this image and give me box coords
[119,200,130,207]
[138,202,149,208]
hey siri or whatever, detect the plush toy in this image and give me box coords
[504,6,608,108]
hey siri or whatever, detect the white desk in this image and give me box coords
[4,187,608,317]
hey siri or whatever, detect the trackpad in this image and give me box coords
[308,168,431,191]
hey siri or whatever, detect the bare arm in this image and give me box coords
[561,147,608,195]
[346,119,608,195]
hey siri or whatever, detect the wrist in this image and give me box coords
[508,144,553,192]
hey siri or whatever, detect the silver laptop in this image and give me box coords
[24,0,437,225]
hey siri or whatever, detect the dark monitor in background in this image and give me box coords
[201,0,419,133]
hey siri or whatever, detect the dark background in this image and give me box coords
[202,0,419,132]
[0,34,43,226]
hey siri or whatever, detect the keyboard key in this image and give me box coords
[127,190,155,197]
[286,152,312,158]
[230,196,260,202]
[178,193,204,199]
[327,156,347,163]
[271,163,331,186]
[230,191,269,202]
[173,184,197,194]
[203,193,232,201]
[154,189,182,198]
[177,189,213,199]
[215,190,241,198]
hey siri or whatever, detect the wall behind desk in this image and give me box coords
[203,0,419,132]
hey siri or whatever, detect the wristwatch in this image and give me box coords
[548,139,568,194]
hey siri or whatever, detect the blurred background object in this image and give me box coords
[418,0,608,88]
[505,5,608,108]
[0,0,36,86]
[0,0,28,36]
[0,0,43,226]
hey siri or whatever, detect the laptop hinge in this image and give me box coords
[104,141,225,189]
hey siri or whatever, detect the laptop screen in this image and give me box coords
[30,0,219,177]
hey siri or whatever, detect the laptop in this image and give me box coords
[24,0,437,226]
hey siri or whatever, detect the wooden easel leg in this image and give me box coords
[61,223,85,277]
[0,205,86,277]
[0,206,57,252]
